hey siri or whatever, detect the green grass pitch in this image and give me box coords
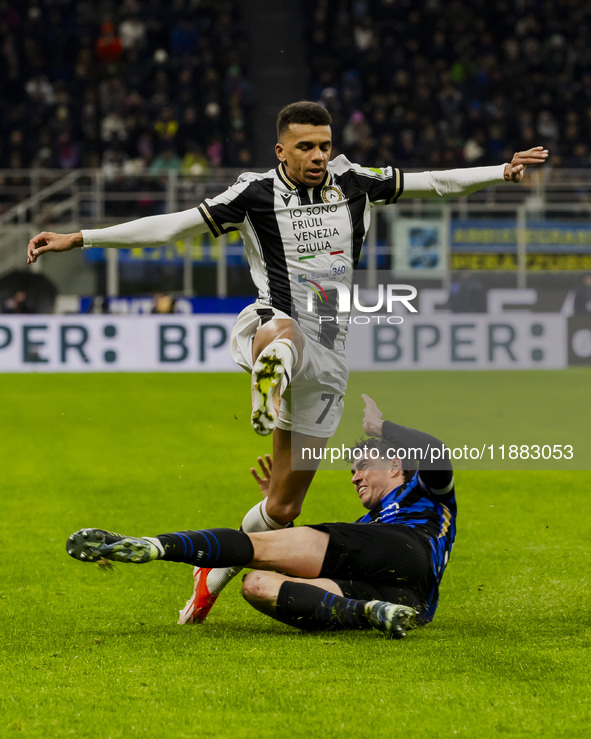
[1,372,589,737]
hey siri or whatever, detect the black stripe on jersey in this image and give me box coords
[198,196,245,236]
[298,187,312,206]
[332,171,370,267]
[356,167,404,204]
[256,308,275,324]
[248,178,296,318]
[348,192,368,268]
[312,186,324,205]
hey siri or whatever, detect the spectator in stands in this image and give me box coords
[303,0,591,168]
[95,21,123,65]
[0,1,253,170]
[119,11,146,52]
[56,131,80,169]
[176,106,204,154]
[2,290,35,314]
[447,272,487,314]
[154,107,179,152]
[3,0,591,174]
[181,140,209,176]
[151,293,176,314]
[150,146,181,176]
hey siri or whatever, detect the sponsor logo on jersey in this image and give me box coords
[298,261,347,283]
[329,258,347,280]
[281,193,293,206]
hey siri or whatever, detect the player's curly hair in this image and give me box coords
[350,436,417,484]
[276,101,332,139]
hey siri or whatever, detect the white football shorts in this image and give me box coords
[231,302,349,438]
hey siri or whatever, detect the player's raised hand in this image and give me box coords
[361,394,384,437]
[504,146,549,183]
[250,454,273,495]
[27,231,83,264]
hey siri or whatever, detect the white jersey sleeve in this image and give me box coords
[82,208,209,248]
[400,164,506,199]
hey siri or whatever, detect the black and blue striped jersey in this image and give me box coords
[355,419,456,622]
[355,471,456,622]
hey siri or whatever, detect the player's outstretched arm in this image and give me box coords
[27,207,209,264]
[400,146,549,200]
[361,394,453,490]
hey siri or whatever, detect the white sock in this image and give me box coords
[206,499,286,595]
[241,497,286,533]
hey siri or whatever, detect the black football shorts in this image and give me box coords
[308,522,435,611]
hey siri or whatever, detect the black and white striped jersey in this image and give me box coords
[198,154,403,350]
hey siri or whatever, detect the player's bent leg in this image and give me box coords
[250,319,304,436]
[204,431,326,601]
[264,429,327,525]
[241,571,343,620]
[248,527,330,578]
[242,530,418,638]
[242,575,418,638]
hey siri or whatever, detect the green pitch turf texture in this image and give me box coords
[1,371,589,738]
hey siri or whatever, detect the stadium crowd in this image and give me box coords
[0,0,254,173]
[306,0,591,169]
[2,0,591,177]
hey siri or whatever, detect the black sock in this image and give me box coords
[275,581,371,632]
[156,529,254,568]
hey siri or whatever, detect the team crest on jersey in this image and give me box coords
[321,186,343,203]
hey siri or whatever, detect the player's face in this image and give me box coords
[351,458,400,510]
[275,124,332,187]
